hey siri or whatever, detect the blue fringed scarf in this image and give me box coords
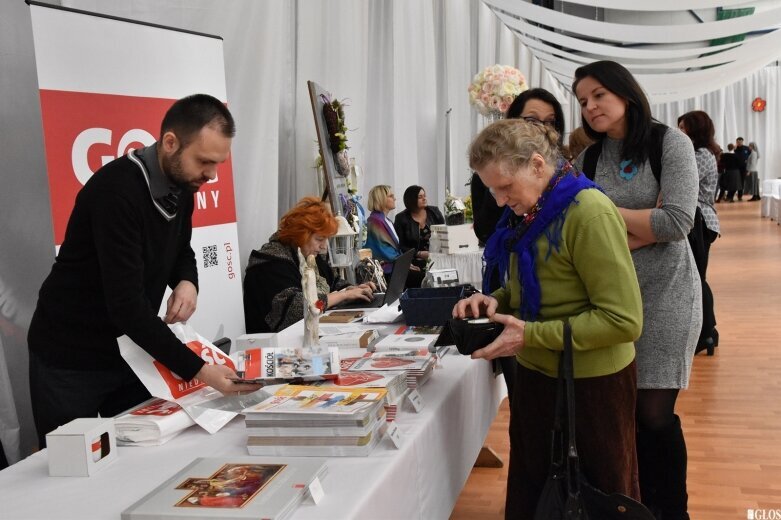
[482,161,600,321]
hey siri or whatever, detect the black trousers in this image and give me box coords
[29,350,150,449]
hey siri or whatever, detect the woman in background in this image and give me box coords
[471,88,566,247]
[678,110,721,355]
[394,185,444,269]
[745,142,761,201]
[365,185,423,288]
[566,126,594,162]
[574,60,700,520]
[243,197,374,333]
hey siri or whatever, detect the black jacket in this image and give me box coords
[470,173,505,246]
[393,206,444,253]
[243,235,349,333]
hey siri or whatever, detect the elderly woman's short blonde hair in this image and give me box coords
[468,119,560,174]
[367,185,393,212]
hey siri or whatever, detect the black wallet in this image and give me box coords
[444,318,504,356]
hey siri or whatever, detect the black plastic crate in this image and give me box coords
[399,286,465,326]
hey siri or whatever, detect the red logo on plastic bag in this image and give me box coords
[152,340,236,399]
[131,398,183,416]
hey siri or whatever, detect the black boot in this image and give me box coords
[636,428,661,518]
[655,415,690,520]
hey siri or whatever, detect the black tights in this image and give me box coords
[637,388,679,431]
[636,388,689,519]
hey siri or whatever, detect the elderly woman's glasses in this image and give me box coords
[522,116,556,128]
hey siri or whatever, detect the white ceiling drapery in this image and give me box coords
[484,0,781,104]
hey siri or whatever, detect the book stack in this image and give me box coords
[343,350,437,390]
[303,370,408,422]
[121,456,326,520]
[242,386,388,457]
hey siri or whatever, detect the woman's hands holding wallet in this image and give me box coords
[450,294,526,359]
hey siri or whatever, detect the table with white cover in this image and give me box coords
[0,313,505,520]
[429,249,484,288]
[761,178,781,222]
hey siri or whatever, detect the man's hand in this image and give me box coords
[452,293,498,320]
[471,313,525,360]
[195,363,261,395]
[165,280,197,324]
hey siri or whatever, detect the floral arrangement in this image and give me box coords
[463,194,473,222]
[444,189,466,226]
[321,94,351,175]
[467,64,528,117]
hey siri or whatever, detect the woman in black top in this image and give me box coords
[393,185,444,269]
[471,88,566,246]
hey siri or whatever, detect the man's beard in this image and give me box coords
[162,149,200,193]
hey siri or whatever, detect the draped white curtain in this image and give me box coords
[59,0,563,267]
[651,66,781,190]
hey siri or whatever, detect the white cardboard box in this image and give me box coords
[46,418,117,476]
[431,224,479,254]
[234,333,278,353]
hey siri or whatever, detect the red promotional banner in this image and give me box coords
[38,90,237,245]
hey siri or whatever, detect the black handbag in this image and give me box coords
[533,323,655,520]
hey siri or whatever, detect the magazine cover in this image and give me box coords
[345,354,432,372]
[243,386,386,417]
[234,347,340,381]
[373,334,439,351]
[121,457,326,520]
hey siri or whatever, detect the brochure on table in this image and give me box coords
[118,323,338,433]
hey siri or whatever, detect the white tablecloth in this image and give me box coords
[761,179,781,221]
[0,319,505,520]
[429,249,484,287]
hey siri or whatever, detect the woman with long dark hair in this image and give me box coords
[573,61,701,520]
[471,88,565,246]
[393,185,444,269]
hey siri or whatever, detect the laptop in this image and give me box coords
[332,248,414,309]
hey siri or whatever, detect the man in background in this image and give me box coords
[27,94,258,448]
[734,137,751,201]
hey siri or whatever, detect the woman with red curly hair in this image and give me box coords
[243,197,374,332]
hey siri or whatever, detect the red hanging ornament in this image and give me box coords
[752,97,766,112]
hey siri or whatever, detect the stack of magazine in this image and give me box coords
[302,370,408,421]
[242,386,388,457]
[342,349,437,390]
[121,456,326,520]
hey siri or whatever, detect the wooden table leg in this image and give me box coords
[474,445,503,468]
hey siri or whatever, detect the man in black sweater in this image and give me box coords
[28,94,258,447]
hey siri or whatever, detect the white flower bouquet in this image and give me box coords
[467,64,528,117]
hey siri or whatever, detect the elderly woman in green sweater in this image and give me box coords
[453,119,643,519]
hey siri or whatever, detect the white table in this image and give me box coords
[429,249,484,287]
[0,318,505,520]
[761,179,781,222]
